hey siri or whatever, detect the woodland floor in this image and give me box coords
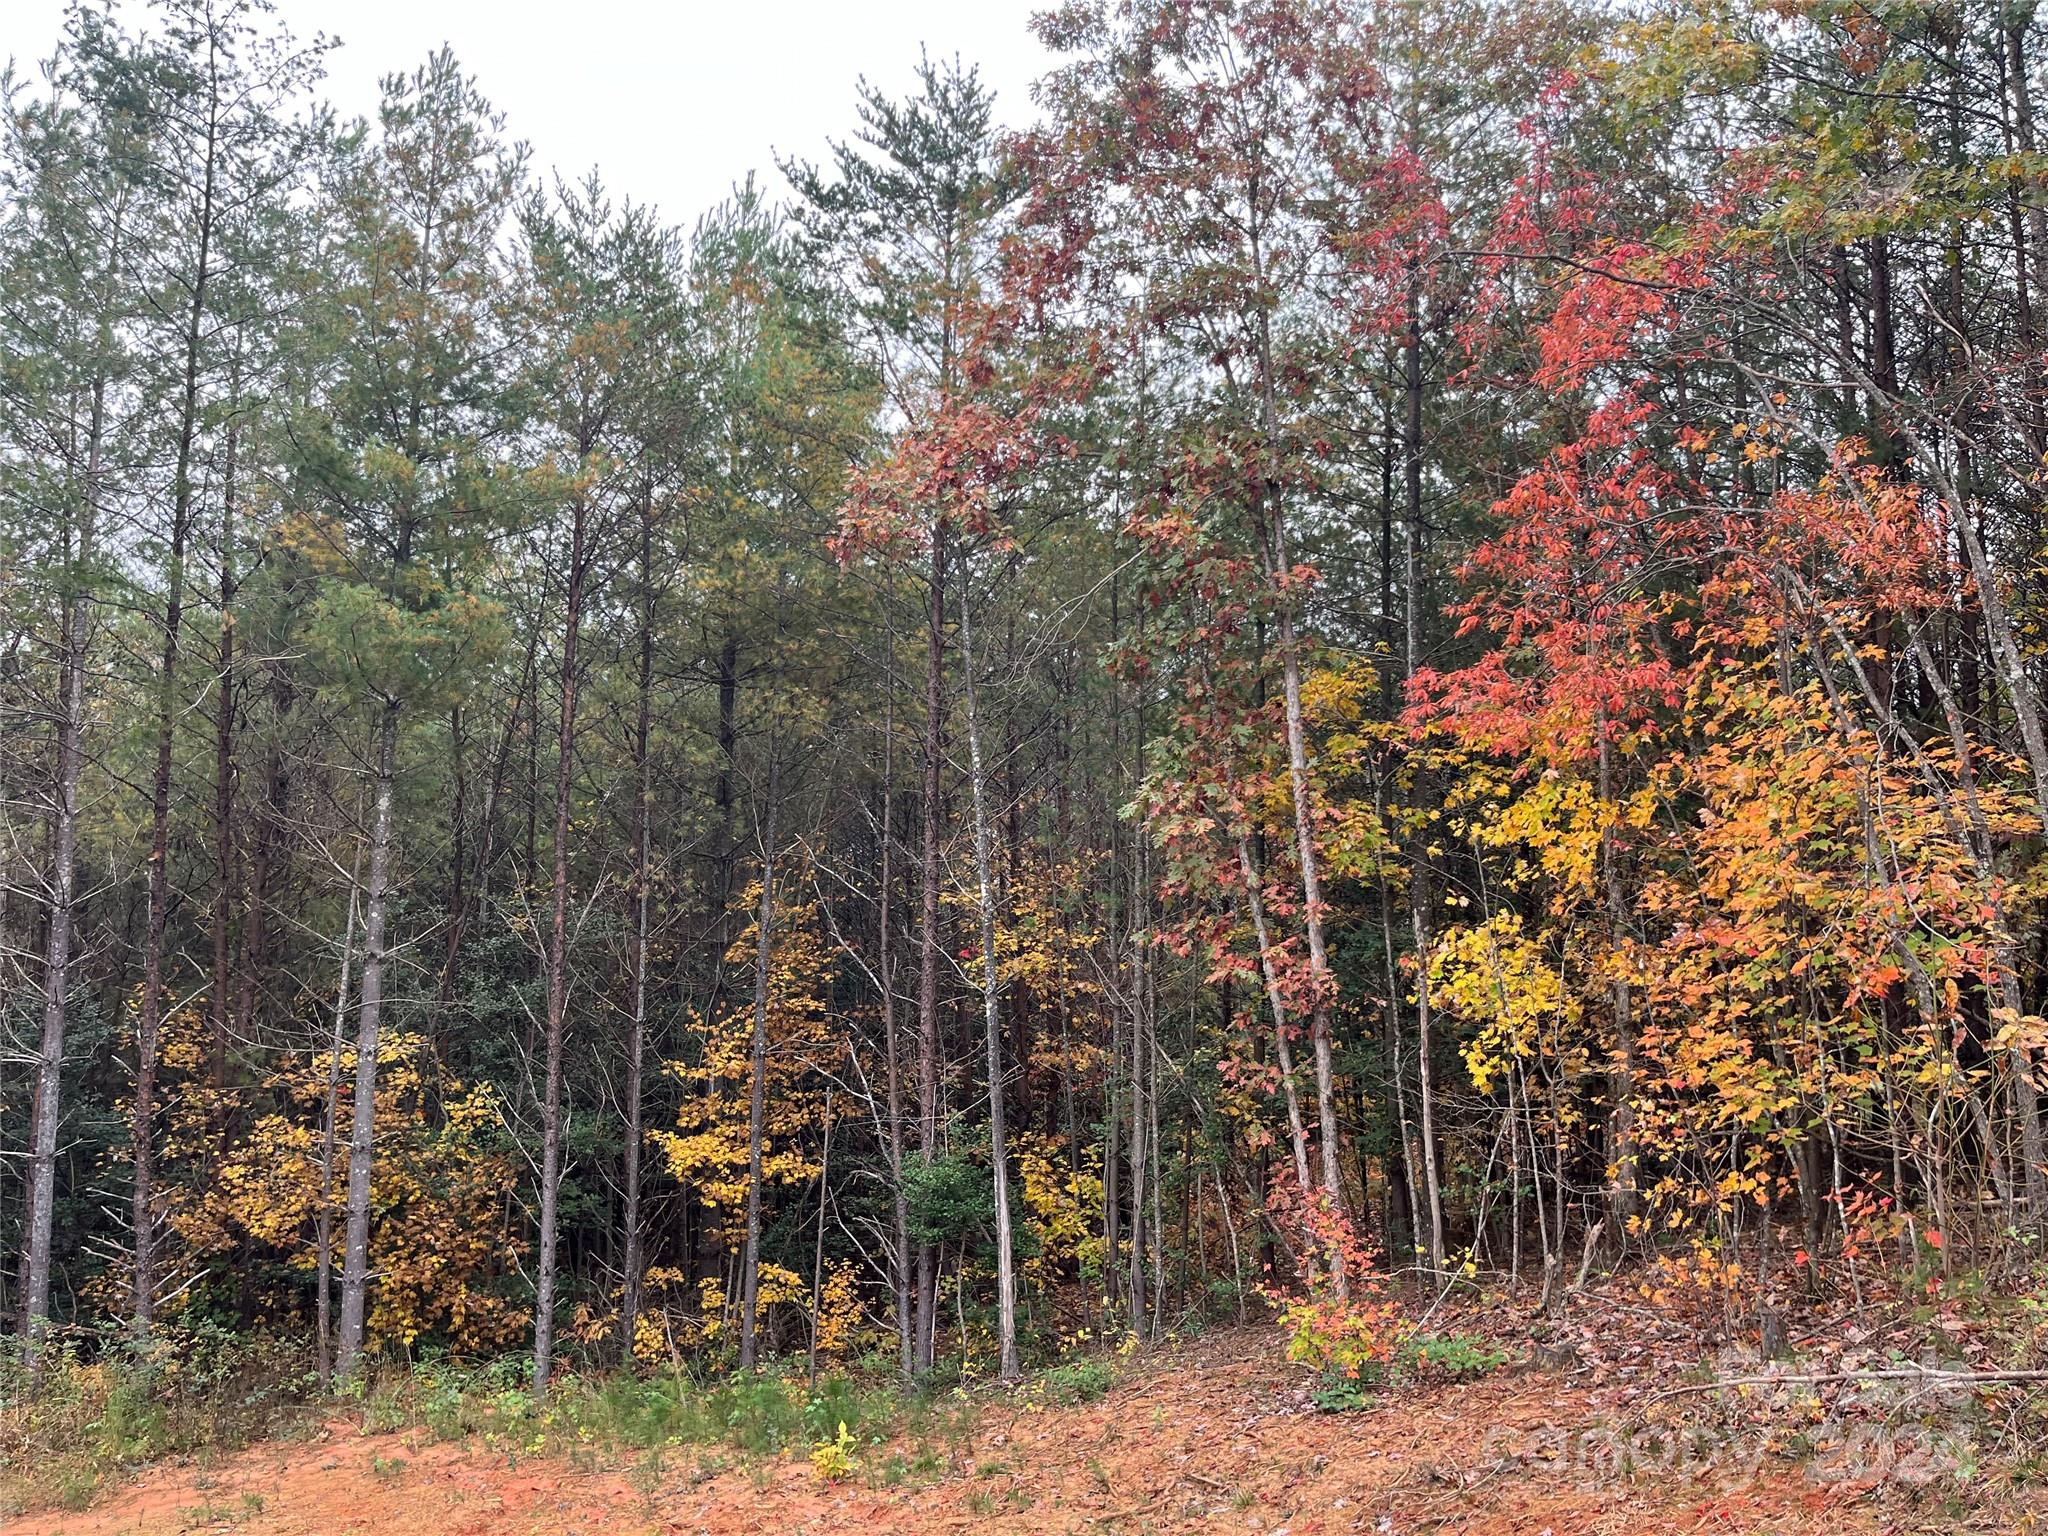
[4,1320,2042,1536]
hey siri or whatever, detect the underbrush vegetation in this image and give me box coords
[357,1350,991,1485]
[0,1326,315,1513]
[1033,1357,1116,1406]
[0,1328,1065,1513]
[1304,1332,1513,1413]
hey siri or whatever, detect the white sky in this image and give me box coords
[2,0,1056,223]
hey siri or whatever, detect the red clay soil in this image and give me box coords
[4,1333,2032,1536]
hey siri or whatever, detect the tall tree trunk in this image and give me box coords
[316,862,361,1389]
[1404,273,1447,1275]
[959,572,1020,1379]
[716,631,740,935]
[2006,15,2048,325]
[207,414,241,1129]
[738,752,782,1371]
[879,650,914,1380]
[130,535,187,1337]
[914,525,947,1372]
[439,627,538,1003]
[132,74,222,1334]
[1236,836,1315,1204]
[22,375,103,1375]
[1002,705,1033,1131]
[336,698,400,1380]
[807,1087,834,1384]
[1374,766,1425,1265]
[232,688,289,1053]
[534,497,590,1396]
[1127,661,1151,1334]
[618,491,655,1364]
[1103,559,1125,1323]
[1596,718,1639,1230]
[442,703,467,1001]
[1249,228,1348,1265]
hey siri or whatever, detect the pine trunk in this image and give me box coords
[336,699,400,1380]
[959,574,1020,1379]
[22,377,101,1374]
[738,755,782,1370]
[533,497,589,1395]
[914,525,946,1372]
[619,492,655,1363]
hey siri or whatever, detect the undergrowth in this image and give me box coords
[1305,1332,1512,1412]
[0,1324,315,1514]
[363,1351,977,1472]
[1,1322,1139,1515]
[1,1335,1031,1514]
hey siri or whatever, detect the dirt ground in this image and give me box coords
[4,1332,2037,1536]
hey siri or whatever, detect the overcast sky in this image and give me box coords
[2,0,1056,223]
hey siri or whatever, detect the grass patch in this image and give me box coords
[1310,1331,1510,1411]
[3,1332,1007,1513]
[1396,1332,1513,1382]
[1036,1357,1115,1405]
[0,1326,314,1516]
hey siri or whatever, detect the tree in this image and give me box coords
[296,48,521,1380]
[0,8,151,1365]
[122,0,331,1336]
[789,51,1013,1373]
[1032,0,1391,1286]
[516,176,680,1392]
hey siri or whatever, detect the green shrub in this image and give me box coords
[803,1373,891,1442]
[556,1372,704,1449]
[706,1374,803,1456]
[1038,1358,1114,1405]
[1395,1333,1510,1383]
[0,1325,313,1515]
[904,1154,998,1250]
[1310,1371,1375,1413]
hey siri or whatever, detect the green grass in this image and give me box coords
[364,1353,988,1486]
[1036,1357,1116,1405]
[0,1326,315,1515]
[1396,1332,1512,1382]
[1309,1330,1509,1411]
[3,1332,1011,1514]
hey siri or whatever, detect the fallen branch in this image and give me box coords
[1573,1220,1606,1291]
[1629,1366,2048,1424]
[1092,1495,1166,1524]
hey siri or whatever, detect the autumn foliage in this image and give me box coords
[8,0,2048,1433]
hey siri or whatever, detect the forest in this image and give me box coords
[3,0,2048,1515]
